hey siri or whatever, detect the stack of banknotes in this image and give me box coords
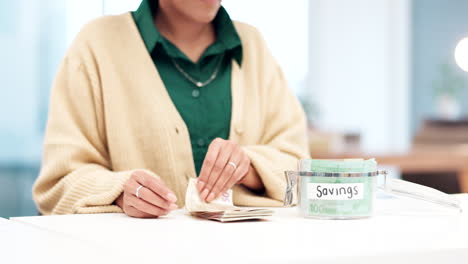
[185,178,274,222]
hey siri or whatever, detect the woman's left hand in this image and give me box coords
[196,138,251,202]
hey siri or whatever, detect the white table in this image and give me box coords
[9,194,468,264]
[0,217,131,264]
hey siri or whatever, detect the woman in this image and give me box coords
[33,0,309,218]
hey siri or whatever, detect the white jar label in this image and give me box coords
[307,183,364,200]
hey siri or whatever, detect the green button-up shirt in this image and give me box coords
[132,0,242,175]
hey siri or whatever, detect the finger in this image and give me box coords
[132,171,177,203]
[201,142,235,201]
[127,194,170,217]
[207,148,243,202]
[125,181,177,210]
[124,205,155,218]
[219,156,250,196]
[197,138,223,192]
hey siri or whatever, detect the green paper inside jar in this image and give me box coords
[298,159,378,219]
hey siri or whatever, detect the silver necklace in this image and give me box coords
[170,54,224,88]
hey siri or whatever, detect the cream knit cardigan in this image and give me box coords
[33,13,310,215]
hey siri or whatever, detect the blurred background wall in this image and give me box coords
[308,0,410,153]
[1,0,467,218]
[412,0,468,133]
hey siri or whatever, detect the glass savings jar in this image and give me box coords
[284,159,386,219]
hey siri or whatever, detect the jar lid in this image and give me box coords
[293,170,387,178]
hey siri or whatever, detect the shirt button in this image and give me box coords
[197,138,205,147]
[192,89,200,98]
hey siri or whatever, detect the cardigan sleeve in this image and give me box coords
[233,30,310,207]
[235,65,309,207]
[32,56,154,215]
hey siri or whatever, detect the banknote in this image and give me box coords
[185,178,273,222]
[299,158,377,173]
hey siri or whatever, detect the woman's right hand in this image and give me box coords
[115,170,178,218]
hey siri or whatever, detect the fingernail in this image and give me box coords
[207,193,215,202]
[197,180,205,191]
[169,204,178,210]
[166,193,177,202]
[201,189,209,200]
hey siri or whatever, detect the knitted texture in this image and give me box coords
[33,13,310,215]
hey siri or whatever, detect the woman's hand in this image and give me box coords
[116,170,178,218]
[196,138,264,202]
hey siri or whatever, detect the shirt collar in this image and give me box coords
[133,0,242,65]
